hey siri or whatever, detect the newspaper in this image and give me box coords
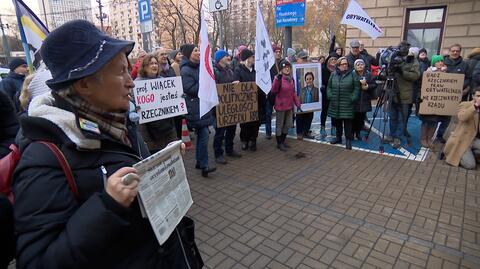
[133,140,193,245]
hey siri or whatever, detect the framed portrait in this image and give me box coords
[292,63,322,113]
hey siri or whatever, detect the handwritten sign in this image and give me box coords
[133,77,187,124]
[419,72,464,116]
[216,82,258,128]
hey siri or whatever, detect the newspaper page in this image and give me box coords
[133,140,193,245]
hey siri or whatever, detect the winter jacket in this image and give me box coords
[180,58,214,129]
[360,49,378,67]
[171,62,181,76]
[0,193,14,269]
[354,71,377,113]
[159,64,177,78]
[271,75,301,112]
[393,58,420,104]
[346,52,370,71]
[12,93,200,269]
[299,86,320,104]
[0,90,19,158]
[413,58,430,103]
[234,63,267,122]
[0,71,25,111]
[321,64,334,101]
[214,63,235,84]
[134,76,177,152]
[468,50,480,89]
[327,69,360,119]
[444,56,470,90]
[267,59,282,104]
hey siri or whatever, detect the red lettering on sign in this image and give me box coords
[136,94,155,104]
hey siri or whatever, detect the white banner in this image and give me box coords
[341,0,383,40]
[133,77,187,124]
[198,10,219,117]
[255,2,275,94]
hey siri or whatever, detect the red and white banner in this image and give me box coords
[198,10,218,117]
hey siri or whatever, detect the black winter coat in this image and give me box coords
[0,71,25,112]
[444,56,470,89]
[0,90,19,158]
[12,95,199,269]
[467,51,480,90]
[0,193,14,269]
[213,63,235,84]
[180,58,214,129]
[234,64,267,123]
[354,71,377,113]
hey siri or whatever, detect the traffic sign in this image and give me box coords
[275,1,306,28]
[276,0,304,5]
[138,0,152,33]
[209,0,228,12]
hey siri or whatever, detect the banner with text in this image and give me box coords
[419,72,464,116]
[133,77,187,124]
[341,0,383,39]
[216,82,258,128]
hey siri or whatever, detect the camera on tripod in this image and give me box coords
[377,46,406,80]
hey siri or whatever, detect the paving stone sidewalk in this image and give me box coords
[185,135,480,269]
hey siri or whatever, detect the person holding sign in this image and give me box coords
[327,57,360,150]
[12,20,202,269]
[135,54,178,153]
[444,87,480,170]
[296,72,319,140]
[234,49,266,152]
[213,50,242,164]
[271,60,301,151]
[180,44,216,177]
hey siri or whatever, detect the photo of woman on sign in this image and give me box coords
[299,72,320,104]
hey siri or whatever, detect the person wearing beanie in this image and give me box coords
[234,49,266,151]
[12,20,203,268]
[212,50,242,164]
[352,58,377,141]
[232,45,247,71]
[180,43,216,177]
[0,58,28,110]
[287,48,296,63]
[169,49,182,76]
[265,44,284,140]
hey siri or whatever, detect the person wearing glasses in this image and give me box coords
[352,59,376,140]
[327,57,360,150]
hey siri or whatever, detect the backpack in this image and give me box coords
[0,141,78,203]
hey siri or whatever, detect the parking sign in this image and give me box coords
[138,0,151,22]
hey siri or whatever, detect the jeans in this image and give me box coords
[213,124,236,158]
[296,112,314,135]
[460,138,480,170]
[264,98,274,136]
[276,110,293,136]
[389,102,410,139]
[195,126,209,168]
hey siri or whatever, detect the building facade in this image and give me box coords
[346,0,480,58]
[38,0,93,30]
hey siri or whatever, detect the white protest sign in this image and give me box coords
[133,77,187,124]
[134,140,193,245]
[341,0,383,39]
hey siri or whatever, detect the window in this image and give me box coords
[403,6,446,56]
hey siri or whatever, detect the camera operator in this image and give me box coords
[388,41,420,148]
[346,40,370,72]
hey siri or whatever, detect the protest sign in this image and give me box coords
[134,140,193,245]
[419,72,464,116]
[216,82,259,128]
[133,76,187,124]
[292,63,322,113]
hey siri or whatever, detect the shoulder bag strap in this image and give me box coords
[38,141,79,200]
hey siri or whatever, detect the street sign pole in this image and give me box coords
[138,0,153,52]
[284,26,292,55]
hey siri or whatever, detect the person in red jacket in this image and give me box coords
[270,60,301,151]
[130,50,146,80]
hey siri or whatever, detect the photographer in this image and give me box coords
[388,41,420,148]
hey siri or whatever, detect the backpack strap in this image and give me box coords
[37,141,79,200]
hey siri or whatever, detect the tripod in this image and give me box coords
[364,76,395,153]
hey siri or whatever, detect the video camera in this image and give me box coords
[377,46,405,80]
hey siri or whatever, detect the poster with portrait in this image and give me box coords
[292,63,322,113]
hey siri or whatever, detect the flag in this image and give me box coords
[341,0,382,39]
[255,2,275,94]
[198,10,218,118]
[12,0,49,72]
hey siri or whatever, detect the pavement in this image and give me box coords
[184,130,480,269]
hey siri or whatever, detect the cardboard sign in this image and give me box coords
[419,72,464,116]
[133,77,187,124]
[216,82,258,128]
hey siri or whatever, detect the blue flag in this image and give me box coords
[12,0,49,72]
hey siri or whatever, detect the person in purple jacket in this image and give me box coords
[270,60,301,151]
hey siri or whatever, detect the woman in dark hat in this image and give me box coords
[270,59,301,151]
[12,20,202,269]
[234,49,266,151]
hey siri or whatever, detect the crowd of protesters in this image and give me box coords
[2,18,480,268]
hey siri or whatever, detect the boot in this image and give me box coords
[346,139,352,150]
[281,134,290,148]
[320,126,327,139]
[330,135,342,144]
[201,167,216,177]
[276,136,287,151]
[420,124,429,148]
[249,140,257,151]
[241,141,249,150]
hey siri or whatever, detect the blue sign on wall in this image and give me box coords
[138,0,152,22]
[275,1,306,28]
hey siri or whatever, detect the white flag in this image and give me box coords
[198,10,219,117]
[341,0,383,40]
[255,2,275,94]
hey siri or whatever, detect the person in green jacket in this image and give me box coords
[327,56,360,150]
